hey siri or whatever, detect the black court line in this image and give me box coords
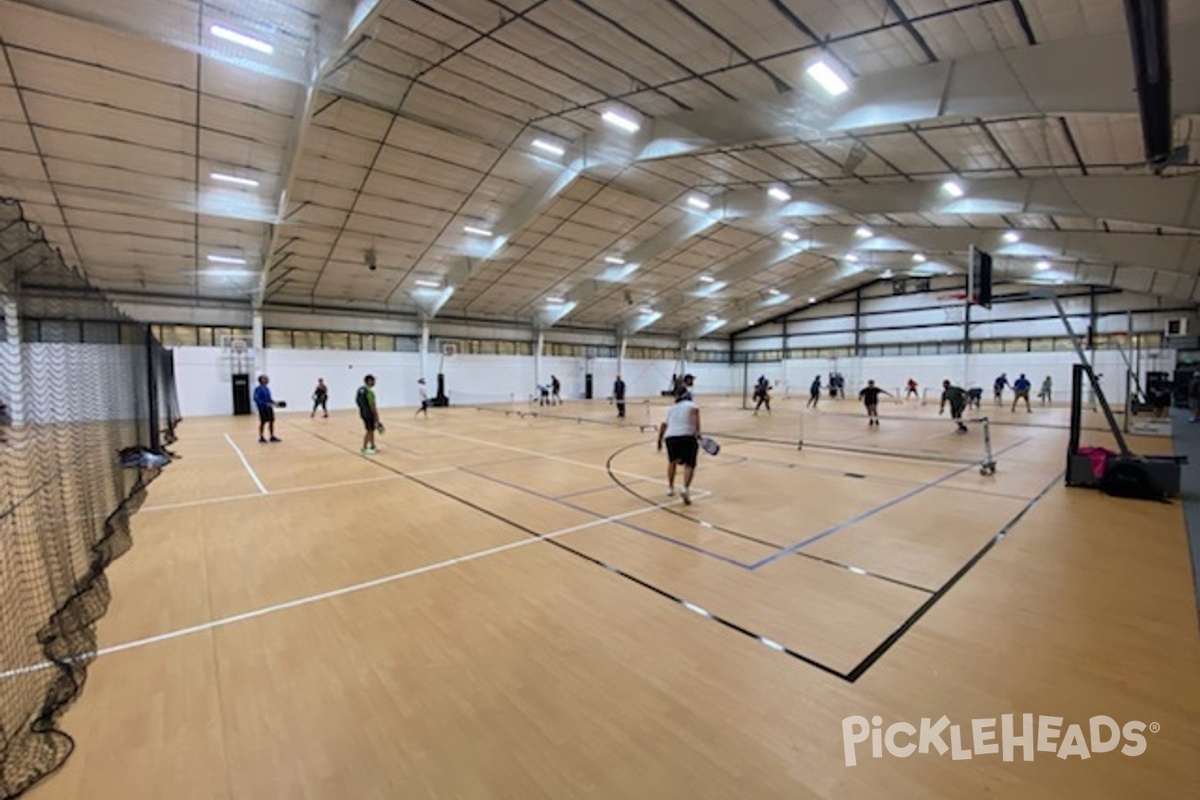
[284,421,850,680]
[286,421,1061,683]
[844,471,1065,682]
[602,442,940,594]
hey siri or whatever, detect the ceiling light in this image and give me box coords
[941,180,965,198]
[687,195,711,210]
[912,253,926,263]
[545,296,567,304]
[698,275,716,283]
[639,306,655,314]
[463,225,494,237]
[747,319,755,325]
[781,230,800,242]
[1003,231,1021,244]
[1036,260,1051,271]
[601,110,640,133]
[854,226,873,239]
[805,60,849,96]
[203,269,254,279]
[882,269,894,278]
[210,172,259,188]
[768,186,791,202]
[532,139,565,157]
[604,256,626,265]
[845,253,859,262]
[210,24,274,55]
[705,315,718,322]
[767,288,782,295]
[414,279,442,289]
[1055,279,1066,284]
[207,254,247,265]
[808,297,817,303]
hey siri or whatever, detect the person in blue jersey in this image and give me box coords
[253,375,280,443]
[1011,373,1032,412]
[356,374,379,455]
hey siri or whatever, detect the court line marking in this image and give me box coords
[390,420,667,485]
[141,467,461,513]
[223,434,268,495]
[0,496,696,680]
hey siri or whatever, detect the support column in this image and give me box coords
[252,311,265,374]
[534,329,545,389]
[420,320,431,381]
[617,335,627,378]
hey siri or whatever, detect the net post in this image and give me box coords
[145,325,161,453]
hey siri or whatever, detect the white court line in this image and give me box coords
[392,420,665,484]
[141,467,459,513]
[0,495,692,679]
[223,434,268,495]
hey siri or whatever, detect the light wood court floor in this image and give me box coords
[23,396,1200,799]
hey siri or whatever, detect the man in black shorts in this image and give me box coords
[656,388,702,505]
[939,379,969,433]
[356,374,379,455]
[858,379,891,426]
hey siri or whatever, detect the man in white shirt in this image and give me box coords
[657,379,702,505]
[415,377,429,417]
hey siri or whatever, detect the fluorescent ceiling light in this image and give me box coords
[882,269,894,278]
[203,269,254,278]
[687,195,711,210]
[210,24,274,55]
[912,253,926,263]
[463,225,494,237]
[1036,260,1051,271]
[1003,231,1021,243]
[808,297,817,303]
[854,226,873,239]
[414,279,442,289]
[781,230,801,242]
[604,256,626,265]
[601,110,640,133]
[941,180,965,198]
[545,296,566,304]
[698,275,716,283]
[767,288,782,295]
[1055,279,1066,284]
[639,306,655,314]
[532,139,565,157]
[207,254,247,265]
[747,319,755,325]
[705,315,718,322]
[210,172,259,188]
[845,253,859,262]
[768,186,791,202]
[806,60,849,96]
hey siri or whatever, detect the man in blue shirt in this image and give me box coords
[1011,373,1032,413]
[253,375,280,443]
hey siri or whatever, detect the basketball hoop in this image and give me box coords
[441,342,458,359]
[938,293,969,324]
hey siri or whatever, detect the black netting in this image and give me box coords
[0,197,175,799]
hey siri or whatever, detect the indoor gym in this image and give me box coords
[2,1,1200,799]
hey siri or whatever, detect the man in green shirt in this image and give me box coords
[939,379,969,434]
[356,375,379,454]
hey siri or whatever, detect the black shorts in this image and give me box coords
[949,399,965,418]
[665,436,698,467]
[257,406,274,424]
[360,411,376,431]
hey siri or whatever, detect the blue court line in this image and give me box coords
[458,467,760,569]
[749,436,1033,570]
[556,479,652,500]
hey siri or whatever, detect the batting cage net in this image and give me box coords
[1,197,178,798]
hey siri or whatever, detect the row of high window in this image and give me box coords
[735,333,1165,361]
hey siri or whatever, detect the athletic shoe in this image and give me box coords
[681,489,691,505]
[666,487,675,496]
[269,437,281,443]
[361,447,377,455]
[258,437,267,443]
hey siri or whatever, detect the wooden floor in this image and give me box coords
[23,395,1200,799]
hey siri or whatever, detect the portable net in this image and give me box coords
[0,197,178,798]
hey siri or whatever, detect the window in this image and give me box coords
[265,329,292,348]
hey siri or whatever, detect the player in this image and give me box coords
[311,377,328,418]
[939,379,969,433]
[807,375,821,409]
[253,374,280,443]
[657,386,702,505]
[993,373,1009,406]
[1011,373,1032,412]
[753,375,772,414]
[613,374,626,418]
[1039,375,1053,405]
[415,377,429,417]
[356,374,379,455]
[859,380,891,426]
[905,378,919,400]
